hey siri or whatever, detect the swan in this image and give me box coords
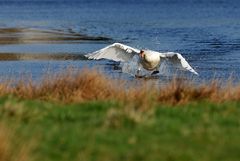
[85,43,198,76]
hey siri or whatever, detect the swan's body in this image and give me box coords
[86,43,198,75]
[139,50,161,71]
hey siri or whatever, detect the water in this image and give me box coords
[0,0,239,82]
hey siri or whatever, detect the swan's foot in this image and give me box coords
[135,68,148,78]
[135,68,143,78]
[151,70,159,75]
[135,70,145,78]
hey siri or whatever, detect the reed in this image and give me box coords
[0,68,239,106]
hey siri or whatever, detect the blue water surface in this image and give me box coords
[0,0,239,81]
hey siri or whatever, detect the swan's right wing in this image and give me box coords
[160,52,198,75]
[85,43,140,62]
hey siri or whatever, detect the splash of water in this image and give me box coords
[121,55,193,79]
[121,55,172,77]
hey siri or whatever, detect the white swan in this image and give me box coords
[86,43,198,76]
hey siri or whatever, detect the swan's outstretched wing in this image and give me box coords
[85,43,140,62]
[160,52,198,75]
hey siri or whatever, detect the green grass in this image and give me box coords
[0,96,240,161]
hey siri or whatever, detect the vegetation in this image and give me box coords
[0,69,240,161]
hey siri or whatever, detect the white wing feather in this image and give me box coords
[85,43,140,62]
[160,52,198,75]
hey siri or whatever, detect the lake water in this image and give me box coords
[0,0,239,82]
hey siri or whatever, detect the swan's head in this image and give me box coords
[139,50,145,59]
[139,50,151,62]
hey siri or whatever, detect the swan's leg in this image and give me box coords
[135,67,141,77]
[151,64,161,76]
[137,67,141,75]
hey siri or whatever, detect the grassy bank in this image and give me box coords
[0,97,240,161]
[0,69,240,161]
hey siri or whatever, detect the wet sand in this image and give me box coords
[0,53,88,61]
[0,27,111,45]
[0,27,111,61]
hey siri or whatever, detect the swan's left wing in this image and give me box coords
[160,52,198,75]
[85,43,140,62]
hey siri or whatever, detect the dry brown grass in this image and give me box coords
[11,69,126,103]
[158,79,240,104]
[0,68,240,107]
